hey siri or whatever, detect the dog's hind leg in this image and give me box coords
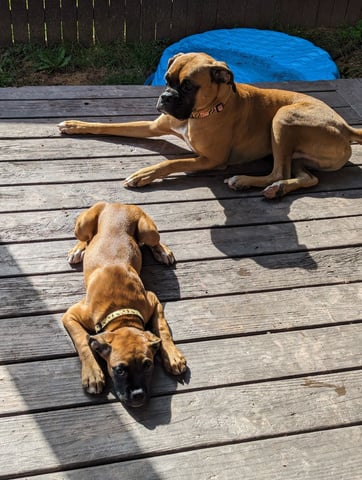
[263,159,319,198]
[225,148,291,193]
[136,211,175,265]
[67,202,106,264]
[226,106,295,193]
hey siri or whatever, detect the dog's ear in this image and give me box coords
[88,335,112,358]
[167,52,184,69]
[145,331,161,353]
[210,63,236,92]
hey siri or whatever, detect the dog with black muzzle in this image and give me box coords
[59,52,362,198]
[62,201,186,408]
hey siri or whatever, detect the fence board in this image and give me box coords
[316,0,332,27]
[154,0,173,40]
[184,0,203,37]
[94,0,125,44]
[198,0,218,32]
[77,0,93,45]
[125,0,142,42]
[61,0,78,43]
[301,0,320,28]
[216,0,239,29]
[252,0,276,28]
[169,0,187,41]
[1,0,361,48]
[330,0,349,27]
[244,0,260,27]
[11,0,29,44]
[154,0,172,40]
[27,0,45,44]
[345,0,362,24]
[141,0,157,41]
[275,0,297,26]
[94,0,111,43]
[0,2,12,46]
[45,0,62,45]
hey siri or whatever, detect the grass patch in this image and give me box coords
[0,22,361,87]
[0,40,166,87]
[284,20,362,78]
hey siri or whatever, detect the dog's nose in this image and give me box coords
[130,388,145,403]
[160,91,174,103]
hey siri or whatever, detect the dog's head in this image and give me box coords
[89,328,161,408]
[156,52,235,120]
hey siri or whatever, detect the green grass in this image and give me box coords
[0,40,167,87]
[287,21,362,78]
[0,22,361,87]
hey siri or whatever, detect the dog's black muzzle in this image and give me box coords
[156,88,180,113]
[156,87,194,120]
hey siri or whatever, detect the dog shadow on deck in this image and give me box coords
[134,156,362,275]
[207,161,362,272]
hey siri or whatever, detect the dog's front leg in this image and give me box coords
[124,155,218,187]
[58,119,159,137]
[147,291,187,375]
[62,302,105,394]
[58,114,175,138]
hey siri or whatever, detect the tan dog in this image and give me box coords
[62,201,186,408]
[58,52,362,198]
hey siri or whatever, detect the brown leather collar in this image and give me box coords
[95,308,145,333]
[190,102,224,119]
[190,89,233,119]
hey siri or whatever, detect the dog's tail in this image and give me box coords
[347,125,362,144]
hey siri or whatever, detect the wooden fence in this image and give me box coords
[0,0,361,47]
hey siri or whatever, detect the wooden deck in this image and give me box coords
[0,79,362,479]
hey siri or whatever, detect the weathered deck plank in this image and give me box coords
[0,89,351,118]
[1,324,361,414]
[0,371,360,478]
[17,425,362,480]
[1,145,362,184]
[1,187,362,242]
[1,281,361,364]
[0,80,361,479]
[2,164,362,212]
[1,247,362,316]
[2,215,362,275]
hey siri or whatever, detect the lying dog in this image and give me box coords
[62,201,186,407]
[58,52,362,198]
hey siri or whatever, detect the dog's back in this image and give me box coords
[81,203,143,279]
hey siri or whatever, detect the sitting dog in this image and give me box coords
[62,201,186,407]
[58,52,362,198]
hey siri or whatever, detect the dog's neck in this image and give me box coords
[190,87,234,119]
[95,308,145,333]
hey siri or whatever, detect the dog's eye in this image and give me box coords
[143,359,153,371]
[114,364,127,377]
[181,80,194,92]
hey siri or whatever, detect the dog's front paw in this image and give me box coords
[224,175,249,191]
[82,364,105,394]
[67,241,87,264]
[161,346,187,376]
[124,167,160,188]
[150,243,175,266]
[58,120,89,134]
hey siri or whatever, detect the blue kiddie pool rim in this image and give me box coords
[146,28,339,85]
